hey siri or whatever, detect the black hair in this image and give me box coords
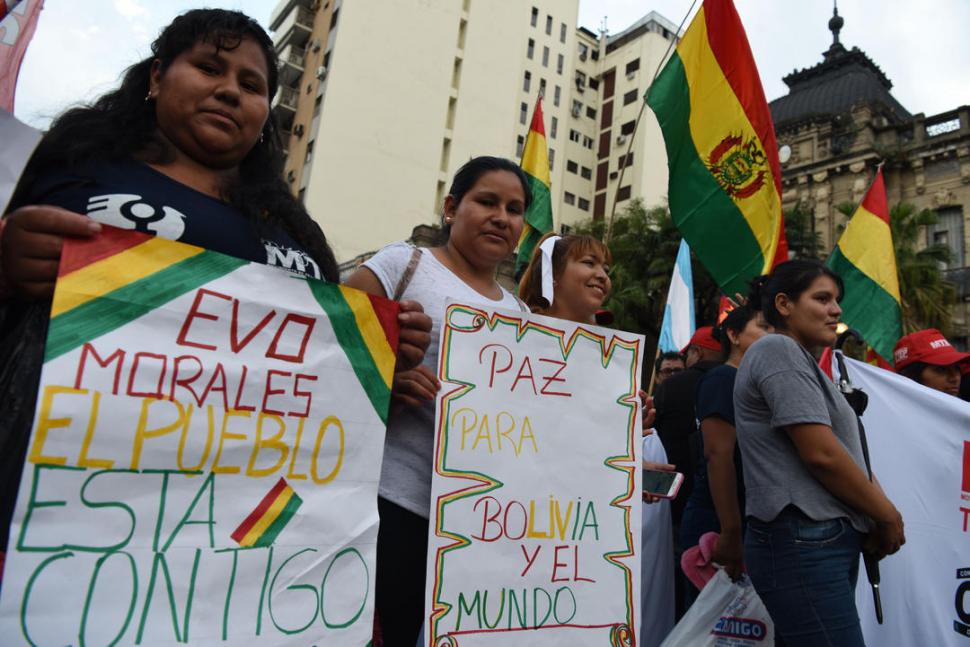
[438,156,533,242]
[654,351,685,374]
[713,305,758,360]
[897,361,929,385]
[10,9,339,282]
[747,259,844,329]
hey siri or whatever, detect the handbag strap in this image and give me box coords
[391,246,423,301]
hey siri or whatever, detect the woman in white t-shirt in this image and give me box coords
[344,156,530,646]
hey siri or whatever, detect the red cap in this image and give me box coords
[892,329,970,370]
[681,326,720,354]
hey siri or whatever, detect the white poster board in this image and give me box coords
[425,302,643,646]
[0,227,398,645]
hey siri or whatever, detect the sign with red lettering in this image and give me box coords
[0,226,399,645]
[426,302,643,645]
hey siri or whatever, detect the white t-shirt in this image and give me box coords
[363,241,524,517]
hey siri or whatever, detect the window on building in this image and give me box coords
[586,106,596,119]
[560,23,567,43]
[313,94,322,116]
[548,147,555,169]
[582,136,594,150]
[564,191,575,206]
[531,6,538,27]
[575,71,586,89]
[322,51,331,69]
[516,135,525,158]
[591,48,599,60]
[550,116,558,138]
[571,99,582,116]
[617,152,634,167]
[602,69,615,98]
[540,77,547,94]
[578,197,590,211]
[557,53,564,75]
[617,185,632,201]
[621,120,635,135]
[567,160,578,174]
[542,46,549,67]
[520,102,528,125]
[569,129,580,143]
[554,85,561,106]
[589,77,599,90]
[546,15,552,35]
[580,166,592,179]
[330,8,339,30]
[623,89,639,105]
[527,38,535,59]
[305,140,314,164]
[929,206,966,267]
[578,43,588,61]
[523,70,531,92]
[625,59,640,75]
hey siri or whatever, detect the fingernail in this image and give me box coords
[88,221,102,234]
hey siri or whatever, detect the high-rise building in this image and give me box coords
[268,0,679,267]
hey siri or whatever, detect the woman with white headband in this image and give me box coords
[518,232,676,645]
[517,232,613,324]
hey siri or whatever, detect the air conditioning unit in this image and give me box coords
[626,71,636,80]
[309,38,322,53]
[616,134,627,145]
[316,66,327,80]
[294,124,305,136]
[286,169,296,182]
[571,106,581,118]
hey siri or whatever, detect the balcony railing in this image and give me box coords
[273,85,299,112]
[273,5,314,49]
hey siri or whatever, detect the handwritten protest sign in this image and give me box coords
[426,302,643,646]
[0,226,398,646]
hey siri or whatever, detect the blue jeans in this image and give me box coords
[744,507,865,647]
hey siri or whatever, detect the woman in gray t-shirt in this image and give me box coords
[734,259,904,646]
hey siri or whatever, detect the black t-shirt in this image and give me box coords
[653,359,720,524]
[686,364,746,522]
[27,158,322,279]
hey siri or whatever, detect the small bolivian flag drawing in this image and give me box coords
[231,477,303,547]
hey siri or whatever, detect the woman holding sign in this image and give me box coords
[0,8,431,576]
[735,260,905,646]
[345,155,531,645]
[518,233,675,646]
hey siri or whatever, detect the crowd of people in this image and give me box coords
[1,8,969,647]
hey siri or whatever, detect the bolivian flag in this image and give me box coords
[647,0,788,297]
[515,96,553,271]
[231,478,304,547]
[827,168,902,362]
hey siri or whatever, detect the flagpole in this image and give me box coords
[604,0,700,244]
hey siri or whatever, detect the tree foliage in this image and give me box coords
[835,201,956,334]
[572,199,720,359]
[783,202,824,260]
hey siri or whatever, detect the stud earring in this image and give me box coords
[144,91,153,102]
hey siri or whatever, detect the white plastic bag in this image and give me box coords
[659,570,774,646]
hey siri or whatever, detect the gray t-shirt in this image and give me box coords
[362,242,523,518]
[734,334,872,533]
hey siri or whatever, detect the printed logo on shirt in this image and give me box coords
[264,240,321,280]
[87,194,187,240]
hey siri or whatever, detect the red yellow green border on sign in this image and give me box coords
[428,304,641,643]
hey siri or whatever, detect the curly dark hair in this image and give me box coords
[10,9,339,281]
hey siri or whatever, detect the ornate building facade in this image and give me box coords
[769,8,969,348]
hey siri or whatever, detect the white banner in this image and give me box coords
[837,357,970,645]
[425,302,643,646]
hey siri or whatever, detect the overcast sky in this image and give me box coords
[12,0,969,128]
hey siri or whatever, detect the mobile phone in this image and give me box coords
[642,469,684,499]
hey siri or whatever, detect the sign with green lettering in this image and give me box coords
[426,302,643,645]
[0,227,398,645]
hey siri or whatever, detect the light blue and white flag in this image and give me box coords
[658,239,694,353]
